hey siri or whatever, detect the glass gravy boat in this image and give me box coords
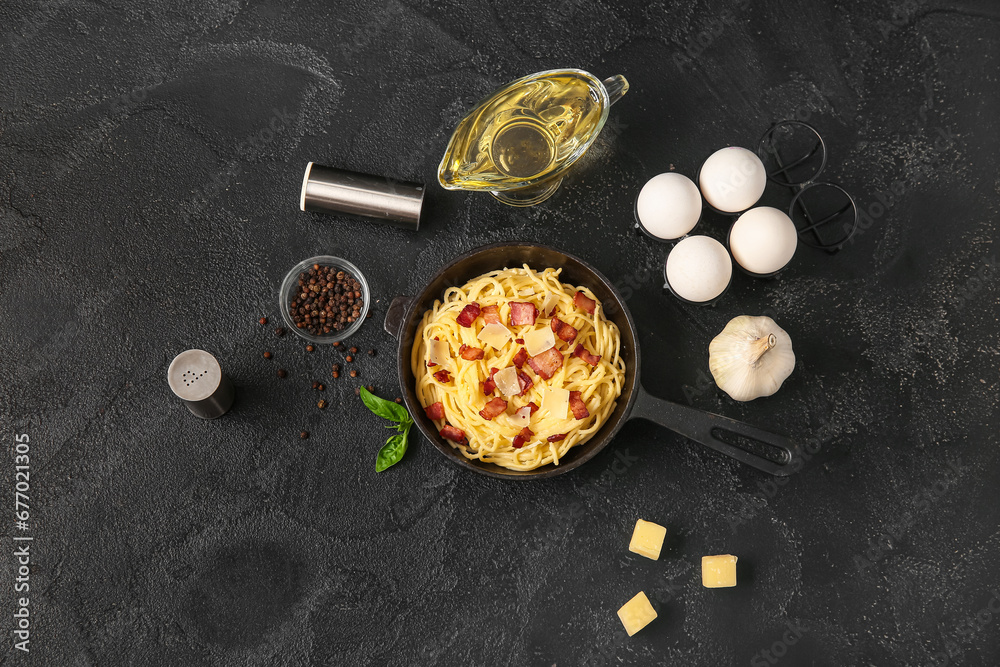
[438,68,629,206]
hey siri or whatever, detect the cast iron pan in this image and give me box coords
[384,242,798,479]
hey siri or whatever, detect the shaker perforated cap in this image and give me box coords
[299,162,423,230]
[167,349,235,419]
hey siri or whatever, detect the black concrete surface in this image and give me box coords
[2,0,999,665]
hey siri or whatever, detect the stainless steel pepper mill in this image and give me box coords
[167,349,235,419]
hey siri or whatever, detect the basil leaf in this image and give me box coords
[375,423,410,472]
[360,386,410,423]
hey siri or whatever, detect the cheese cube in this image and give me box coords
[629,519,667,560]
[617,591,657,636]
[701,554,738,588]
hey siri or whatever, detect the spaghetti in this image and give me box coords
[411,265,625,471]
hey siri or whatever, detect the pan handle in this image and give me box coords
[631,386,799,476]
[384,296,415,339]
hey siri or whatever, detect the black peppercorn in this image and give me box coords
[259,316,268,325]
[300,431,309,440]
[367,349,375,357]
[263,351,272,359]
[349,369,358,378]
[277,368,288,378]
[317,399,327,409]
[394,398,402,403]
[275,327,286,337]
[306,345,315,353]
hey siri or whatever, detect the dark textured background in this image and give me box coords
[2,0,999,665]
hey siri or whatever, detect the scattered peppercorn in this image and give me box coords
[306,344,315,352]
[354,387,361,395]
[300,431,309,440]
[345,355,353,363]
[332,371,340,379]
[263,351,272,359]
[349,346,358,354]
[287,264,364,335]
[349,369,358,378]
[333,341,342,347]
[317,383,325,391]
[367,349,376,357]
[317,399,327,409]
[311,380,319,389]
[366,385,374,392]
[277,369,288,379]
[394,398,402,403]
[366,312,372,319]
[259,316,268,325]
[331,364,341,372]
[275,327,286,337]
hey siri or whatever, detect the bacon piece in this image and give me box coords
[527,346,563,380]
[546,433,567,442]
[526,401,539,414]
[512,426,534,449]
[569,391,590,420]
[426,361,436,367]
[509,302,538,326]
[424,402,445,420]
[483,367,499,395]
[456,302,481,327]
[516,370,533,396]
[433,369,453,383]
[549,317,578,343]
[440,424,466,443]
[482,305,501,324]
[573,344,601,367]
[459,344,485,361]
[515,338,524,344]
[512,348,528,369]
[574,291,596,314]
[478,396,508,421]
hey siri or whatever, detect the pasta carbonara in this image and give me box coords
[411,265,625,471]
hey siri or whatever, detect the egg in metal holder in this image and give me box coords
[663,235,733,306]
[634,172,703,242]
[727,206,798,278]
[697,147,767,215]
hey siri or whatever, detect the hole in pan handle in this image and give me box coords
[631,386,799,476]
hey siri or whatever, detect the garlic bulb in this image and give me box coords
[709,316,795,401]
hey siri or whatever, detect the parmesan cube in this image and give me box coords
[477,322,512,350]
[701,554,738,588]
[628,519,666,560]
[617,591,657,637]
[523,327,555,357]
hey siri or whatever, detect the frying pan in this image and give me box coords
[384,243,798,479]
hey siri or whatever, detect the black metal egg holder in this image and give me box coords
[756,120,859,253]
[634,120,859,306]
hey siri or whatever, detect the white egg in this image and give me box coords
[636,172,702,240]
[729,206,798,275]
[699,147,767,213]
[665,235,733,303]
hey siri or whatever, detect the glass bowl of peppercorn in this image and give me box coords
[279,256,371,343]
